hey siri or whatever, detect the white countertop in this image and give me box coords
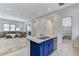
[26,35,57,44]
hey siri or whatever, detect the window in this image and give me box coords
[16,26,20,31]
[62,17,71,27]
[26,25,31,31]
[10,24,15,31]
[4,24,9,31]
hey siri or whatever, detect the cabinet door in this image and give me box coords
[40,43,44,56]
[30,41,40,56]
[43,41,49,56]
[48,39,53,54]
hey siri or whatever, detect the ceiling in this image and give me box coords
[0,3,76,21]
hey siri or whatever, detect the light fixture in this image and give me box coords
[48,8,51,11]
[6,8,10,11]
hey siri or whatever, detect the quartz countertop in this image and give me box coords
[26,35,57,44]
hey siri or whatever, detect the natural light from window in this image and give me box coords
[4,24,9,31]
[62,17,71,27]
[10,24,15,31]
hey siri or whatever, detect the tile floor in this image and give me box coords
[50,39,79,56]
[4,39,79,56]
[5,47,29,56]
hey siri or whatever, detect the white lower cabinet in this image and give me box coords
[73,39,79,48]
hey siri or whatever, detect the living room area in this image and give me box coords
[0,18,30,55]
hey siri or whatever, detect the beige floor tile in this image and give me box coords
[50,39,79,56]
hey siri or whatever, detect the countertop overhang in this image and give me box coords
[26,35,57,44]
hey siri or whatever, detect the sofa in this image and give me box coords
[0,31,27,39]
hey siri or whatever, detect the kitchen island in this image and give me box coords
[27,36,57,56]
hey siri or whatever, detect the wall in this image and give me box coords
[48,4,79,41]
[0,18,25,32]
[56,4,79,40]
[32,4,79,46]
[32,18,47,37]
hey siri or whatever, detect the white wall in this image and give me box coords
[48,4,79,41]
[56,4,79,40]
[32,18,47,37]
[33,4,79,44]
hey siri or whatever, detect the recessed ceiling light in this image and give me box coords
[6,8,10,11]
[48,8,51,11]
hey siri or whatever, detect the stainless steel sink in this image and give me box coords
[38,36,50,40]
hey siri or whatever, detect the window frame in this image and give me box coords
[10,24,16,31]
[62,16,72,27]
[3,24,10,31]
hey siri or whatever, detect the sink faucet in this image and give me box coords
[40,33,45,37]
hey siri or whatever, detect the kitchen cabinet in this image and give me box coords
[73,39,79,48]
[30,37,57,56]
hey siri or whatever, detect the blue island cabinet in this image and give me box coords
[30,37,57,56]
